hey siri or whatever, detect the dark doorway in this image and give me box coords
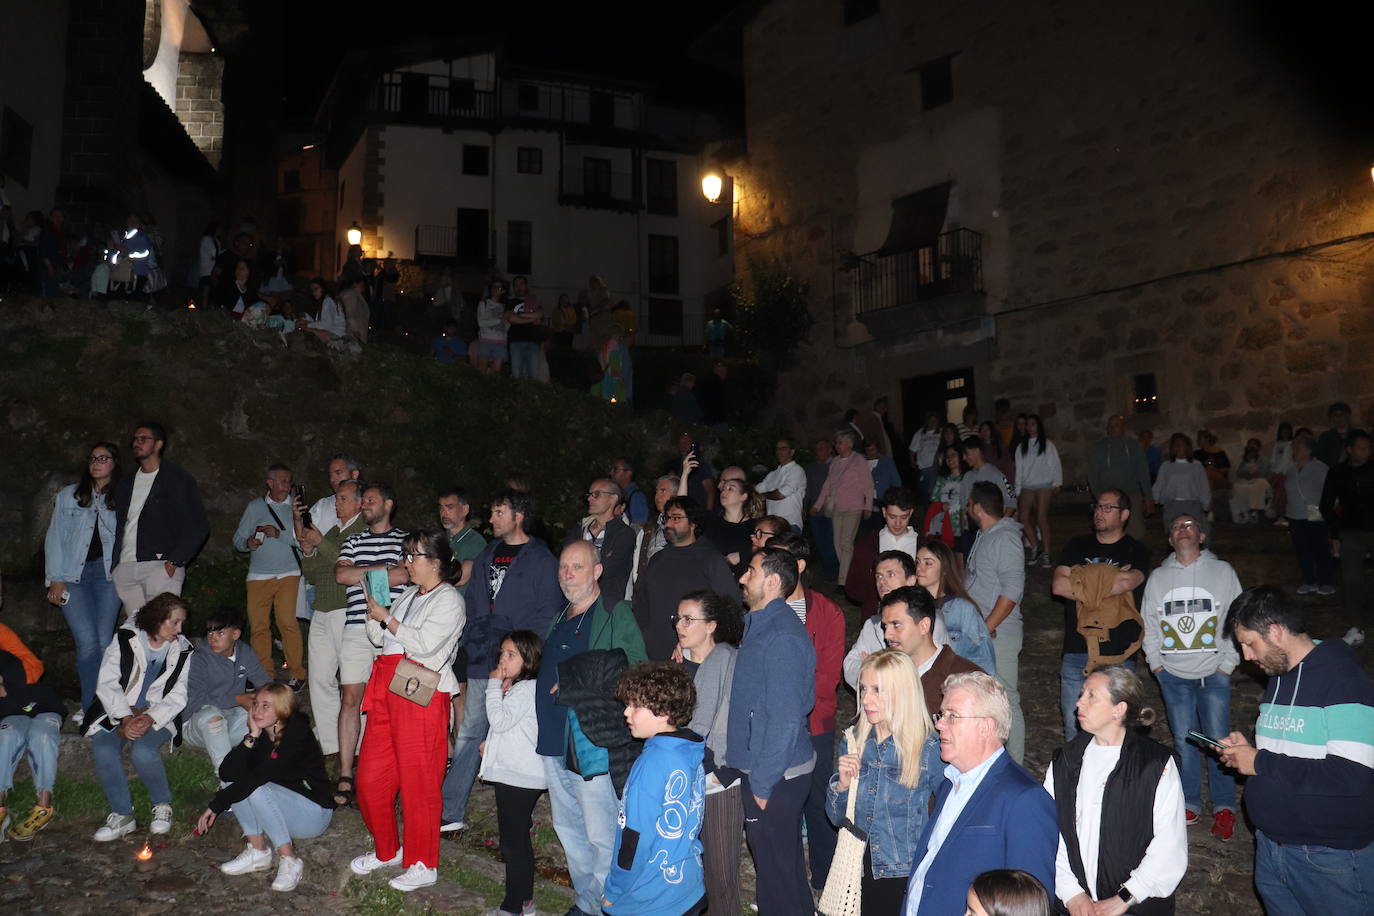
[901,367,976,449]
[455,207,489,266]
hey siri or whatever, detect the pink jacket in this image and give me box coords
[814,452,874,513]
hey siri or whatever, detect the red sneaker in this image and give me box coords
[1184,809,1199,827]
[1210,808,1235,841]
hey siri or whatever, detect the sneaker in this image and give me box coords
[1274,517,1289,528]
[1317,585,1337,596]
[8,805,54,841]
[221,843,273,875]
[70,708,84,729]
[484,904,537,916]
[1295,584,1317,595]
[521,903,537,916]
[438,820,467,833]
[1343,627,1366,647]
[389,862,438,892]
[150,803,174,835]
[1025,550,1038,568]
[287,678,306,693]
[272,854,305,891]
[93,812,137,842]
[1184,809,1199,827]
[1040,551,1053,568]
[1210,808,1236,841]
[350,848,404,875]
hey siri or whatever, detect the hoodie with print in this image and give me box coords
[1141,550,1241,678]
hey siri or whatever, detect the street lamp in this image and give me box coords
[346,222,362,247]
[701,172,723,204]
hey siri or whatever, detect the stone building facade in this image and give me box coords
[725,0,1374,483]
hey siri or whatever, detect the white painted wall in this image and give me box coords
[0,0,69,219]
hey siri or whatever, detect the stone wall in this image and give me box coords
[174,52,225,166]
[730,0,1374,482]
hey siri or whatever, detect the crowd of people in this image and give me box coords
[3,413,1370,916]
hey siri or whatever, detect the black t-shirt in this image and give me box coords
[506,298,541,343]
[1056,534,1149,656]
[699,514,754,576]
[488,540,526,605]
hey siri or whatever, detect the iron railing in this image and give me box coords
[414,225,457,258]
[850,228,984,316]
[371,75,496,122]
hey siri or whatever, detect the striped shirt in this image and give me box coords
[338,527,408,625]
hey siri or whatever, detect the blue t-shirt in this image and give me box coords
[535,609,593,757]
[137,635,170,709]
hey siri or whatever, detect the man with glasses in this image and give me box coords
[110,421,209,613]
[565,478,636,604]
[182,609,271,775]
[904,671,1056,916]
[757,439,806,530]
[1050,488,1149,740]
[631,496,738,660]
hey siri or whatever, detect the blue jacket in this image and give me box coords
[602,728,705,915]
[44,483,118,584]
[725,597,816,799]
[827,730,943,878]
[463,537,564,678]
[940,596,997,676]
[905,751,1057,916]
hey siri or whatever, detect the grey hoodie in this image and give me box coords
[1141,549,1241,678]
[964,517,1026,637]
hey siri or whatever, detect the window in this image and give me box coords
[843,0,879,25]
[462,144,490,176]
[647,234,679,294]
[712,216,731,256]
[507,220,532,274]
[517,84,540,112]
[919,56,954,111]
[583,157,612,196]
[456,207,489,264]
[647,297,683,336]
[516,146,543,174]
[645,158,677,215]
[1133,373,1160,414]
[450,78,476,112]
[1,106,33,187]
[282,169,301,193]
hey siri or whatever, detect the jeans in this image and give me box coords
[808,516,839,579]
[542,755,618,915]
[804,730,838,890]
[90,725,173,815]
[1060,653,1136,741]
[993,628,1025,763]
[232,782,332,849]
[1288,519,1334,587]
[0,713,62,793]
[441,676,490,824]
[1156,669,1235,813]
[182,705,249,776]
[61,559,122,711]
[510,341,540,378]
[1255,830,1374,916]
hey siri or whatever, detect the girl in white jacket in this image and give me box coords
[1014,414,1063,568]
[479,630,547,916]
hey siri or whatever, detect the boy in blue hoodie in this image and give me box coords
[603,663,706,916]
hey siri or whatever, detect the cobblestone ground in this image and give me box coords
[3,508,1368,914]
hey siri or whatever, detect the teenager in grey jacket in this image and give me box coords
[1153,433,1211,532]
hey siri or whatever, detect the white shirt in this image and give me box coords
[309,494,341,536]
[380,586,439,656]
[906,748,1006,915]
[1014,438,1063,492]
[878,526,920,559]
[308,296,346,339]
[758,461,806,529]
[121,467,160,564]
[909,429,941,469]
[1044,744,1188,906]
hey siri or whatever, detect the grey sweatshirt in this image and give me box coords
[1088,437,1152,499]
[964,517,1026,637]
[687,643,736,780]
[1152,460,1211,509]
[1141,549,1241,678]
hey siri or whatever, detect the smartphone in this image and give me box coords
[1188,730,1227,750]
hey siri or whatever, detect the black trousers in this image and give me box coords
[804,730,839,890]
[743,770,813,916]
[493,782,543,912]
[861,845,907,916]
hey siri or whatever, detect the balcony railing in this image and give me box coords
[850,228,984,316]
[559,167,637,210]
[370,75,496,123]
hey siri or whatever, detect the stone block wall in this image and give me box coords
[175,52,225,166]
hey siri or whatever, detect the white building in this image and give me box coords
[318,47,735,346]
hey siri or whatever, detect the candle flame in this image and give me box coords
[137,843,153,861]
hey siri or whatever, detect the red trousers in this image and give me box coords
[356,653,450,867]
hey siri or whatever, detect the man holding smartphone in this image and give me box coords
[231,464,304,689]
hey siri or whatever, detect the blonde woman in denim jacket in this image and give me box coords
[826,649,942,915]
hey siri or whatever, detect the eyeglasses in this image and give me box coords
[751,529,776,539]
[585,490,614,499]
[131,435,155,443]
[670,615,707,625]
[1170,521,1201,531]
[664,513,689,522]
[1093,504,1123,513]
[405,553,437,562]
[932,711,993,724]
[89,455,114,463]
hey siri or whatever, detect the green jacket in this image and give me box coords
[300,516,364,612]
[548,594,648,664]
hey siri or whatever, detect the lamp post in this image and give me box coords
[346,222,362,247]
[701,172,723,204]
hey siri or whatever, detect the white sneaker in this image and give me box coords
[438,820,467,833]
[1296,584,1317,595]
[70,708,84,729]
[1343,627,1366,647]
[150,803,174,835]
[350,848,404,875]
[1317,585,1337,596]
[221,843,273,875]
[388,862,437,892]
[93,812,137,842]
[272,854,304,891]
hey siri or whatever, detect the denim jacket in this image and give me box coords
[941,596,997,676]
[44,483,117,585]
[826,729,942,878]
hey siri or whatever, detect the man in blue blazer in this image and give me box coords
[904,671,1057,915]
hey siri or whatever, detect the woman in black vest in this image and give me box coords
[1044,666,1186,916]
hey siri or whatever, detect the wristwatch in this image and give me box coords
[1117,885,1138,908]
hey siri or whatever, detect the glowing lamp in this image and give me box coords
[136,843,153,861]
[346,222,363,246]
[701,173,723,204]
